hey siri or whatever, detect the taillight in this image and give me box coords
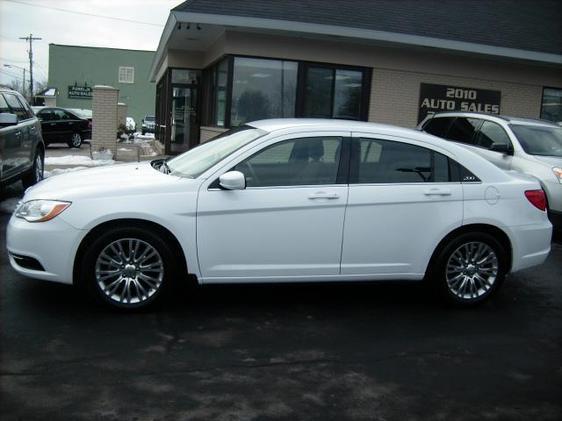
[524,190,547,211]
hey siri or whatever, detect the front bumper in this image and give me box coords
[6,214,86,284]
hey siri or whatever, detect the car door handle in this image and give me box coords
[50,123,56,126]
[424,188,452,196]
[14,130,22,137]
[308,192,340,200]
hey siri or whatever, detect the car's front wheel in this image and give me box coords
[68,133,82,148]
[22,148,44,188]
[80,227,174,310]
[432,232,508,306]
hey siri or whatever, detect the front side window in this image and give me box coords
[165,126,266,178]
[352,138,450,183]
[303,66,366,120]
[510,124,562,157]
[118,66,135,84]
[0,94,11,114]
[541,87,562,123]
[447,117,481,144]
[474,121,511,150]
[231,57,297,126]
[234,137,342,187]
[3,93,28,120]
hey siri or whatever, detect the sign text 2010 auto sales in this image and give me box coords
[418,83,501,123]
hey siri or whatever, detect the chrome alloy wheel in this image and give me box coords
[446,241,499,300]
[95,238,164,305]
[35,154,43,181]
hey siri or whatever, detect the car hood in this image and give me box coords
[530,155,562,167]
[25,161,191,201]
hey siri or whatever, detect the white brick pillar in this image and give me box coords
[117,102,127,129]
[92,85,119,154]
[44,96,56,107]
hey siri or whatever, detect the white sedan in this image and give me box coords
[7,119,552,310]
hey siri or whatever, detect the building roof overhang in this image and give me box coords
[149,10,562,82]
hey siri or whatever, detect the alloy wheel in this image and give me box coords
[71,133,82,147]
[95,238,164,305]
[445,241,499,300]
[35,154,43,181]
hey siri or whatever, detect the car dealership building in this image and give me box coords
[150,0,562,154]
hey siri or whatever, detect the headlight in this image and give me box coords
[15,200,71,222]
[553,167,562,184]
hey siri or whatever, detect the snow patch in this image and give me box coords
[44,167,89,178]
[45,156,114,167]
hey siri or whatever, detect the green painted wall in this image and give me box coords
[47,44,155,126]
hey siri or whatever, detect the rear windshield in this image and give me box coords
[144,116,155,121]
[510,124,562,157]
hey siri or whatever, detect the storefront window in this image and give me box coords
[303,66,365,120]
[210,59,229,127]
[231,57,297,126]
[172,69,199,84]
[541,88,562,123]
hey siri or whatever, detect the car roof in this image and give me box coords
[428,112,558,128]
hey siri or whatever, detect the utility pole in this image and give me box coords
[19,34,41,100]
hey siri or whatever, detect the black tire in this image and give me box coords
[68,132,82,148]
[79,226,177,311]
[22,148,44,189]
[429,232,508,307]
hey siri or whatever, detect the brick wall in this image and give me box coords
[369,69,543,127]
[92,85,118,153]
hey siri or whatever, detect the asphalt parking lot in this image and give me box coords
[0,210,561,420]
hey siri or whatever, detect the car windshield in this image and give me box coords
[510,124,562,157]
[165,125,267,178]
[145,116,155,122]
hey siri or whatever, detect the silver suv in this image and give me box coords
[0,88,45,190]
[418,112,562,229]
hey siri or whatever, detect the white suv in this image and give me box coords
[419,113,562,230]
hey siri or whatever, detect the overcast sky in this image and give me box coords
[0,0,181,87]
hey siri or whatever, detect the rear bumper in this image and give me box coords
[509,221,552,272]
[548,210,562,231]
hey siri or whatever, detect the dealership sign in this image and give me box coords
[68,85,92,99]
[418,83,501,123]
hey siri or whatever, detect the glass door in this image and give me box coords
[170,85,199,153]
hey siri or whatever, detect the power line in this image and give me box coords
[4,0,165,27]
[0,69,25,81]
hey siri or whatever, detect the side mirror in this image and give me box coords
[490,143,513,155]
[219,171,246,190]
[0,113,18,127]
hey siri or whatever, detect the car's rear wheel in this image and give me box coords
[80,227,174,310]
[432,232,508,306]
[68,133,82,148]
[22,149,44,188]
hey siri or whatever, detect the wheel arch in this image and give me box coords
[425,223,513,278]
[73,218,191,286]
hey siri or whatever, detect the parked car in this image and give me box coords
[0,88,45,189]
[418,112,562,230]
[34,107,91,148]
[141,114,155,134]
[7,119,552,310]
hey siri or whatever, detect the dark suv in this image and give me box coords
[0,88,45,190]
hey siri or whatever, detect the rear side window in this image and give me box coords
[423,117,454,138]
[474,121,511,149]
[352,138,450,183]
[449,160,481,183]
[447,118,481,144]
[3,93,30,121]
